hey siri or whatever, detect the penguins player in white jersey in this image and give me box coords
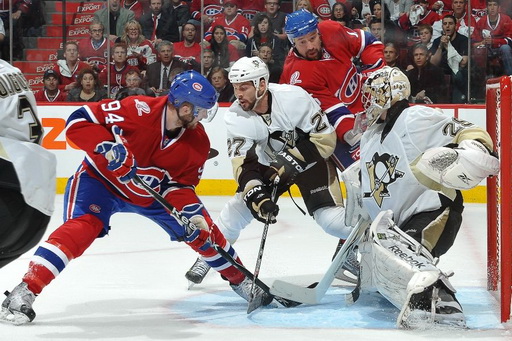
[184,56,360,286]
[354,66,499,328]
[0,59,57,269]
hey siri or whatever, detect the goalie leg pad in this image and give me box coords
[359,210,465,328]
[340,160,370,227]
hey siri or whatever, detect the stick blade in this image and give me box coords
[270,279,320,304]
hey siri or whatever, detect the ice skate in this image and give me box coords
[230,276,274,312]
[0,282,36,325]
[185,257,211,289]
[332,239,359,284]
[400,284,466,329]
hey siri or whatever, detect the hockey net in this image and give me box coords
[486,76,512,323]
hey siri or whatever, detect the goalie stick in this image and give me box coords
[131,175,301,309]
[270,216,370,304]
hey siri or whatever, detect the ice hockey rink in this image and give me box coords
[1,195,511,340]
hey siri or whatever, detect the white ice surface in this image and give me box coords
[0,195,511,340]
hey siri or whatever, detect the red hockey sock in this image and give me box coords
[23,214,104,294]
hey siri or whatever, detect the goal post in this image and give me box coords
[486,76,512,323]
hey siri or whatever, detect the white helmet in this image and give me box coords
[228,56,270,89]
[362,66,410,127]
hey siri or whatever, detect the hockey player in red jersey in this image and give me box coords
[0,70,273,325]
[280,9,385,169]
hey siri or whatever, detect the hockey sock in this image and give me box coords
[23,214,104,294]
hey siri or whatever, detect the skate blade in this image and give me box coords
[187,281,196,290]
[334,270,358,284]
[0,308,31,326]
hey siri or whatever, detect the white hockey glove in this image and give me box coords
[343,113,367,147]
[416,140,499,190]
[341,160,370,227]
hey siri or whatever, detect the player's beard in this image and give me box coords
[238,97,256,111]
[177,112,198,129]
[304,48,321,61]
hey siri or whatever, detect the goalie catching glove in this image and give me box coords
[264,148,307,187]
[95,126,137,183]
[243,185,279,224]
[416,139,499,190]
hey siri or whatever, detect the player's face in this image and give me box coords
[413,48,428,67]
[183,24,196,42]
[233,81,257,111]
[293,30,322,60]
[177,103,205,128]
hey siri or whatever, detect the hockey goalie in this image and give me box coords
[353,66,499,328]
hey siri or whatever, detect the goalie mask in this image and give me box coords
[361,66,410,127]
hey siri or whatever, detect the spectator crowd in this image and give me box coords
[3,0,512,104]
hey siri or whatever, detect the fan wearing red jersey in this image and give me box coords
[281,9,385,170]
[0,70,273,326]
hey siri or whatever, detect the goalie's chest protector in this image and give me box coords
[360,111,447,226]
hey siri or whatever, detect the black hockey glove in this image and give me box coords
[243,185,279,224]
[264,149,307,187]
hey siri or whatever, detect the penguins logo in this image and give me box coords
[363,152,404,206]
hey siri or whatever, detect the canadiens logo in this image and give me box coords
[192,82,203,91]
[89,204,101,213]
[289,71,302,85]
[363,152,404,207]
[317,4,330,15]
[334,65,361,105]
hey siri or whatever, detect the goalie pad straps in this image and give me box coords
[359,210,448,312]
[416,139,499,190]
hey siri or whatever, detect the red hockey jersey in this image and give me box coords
[280,21,384,117]
[190,0,223,22]
[205,13,251,42]
[78,38,114,67]
[472,13,512,48]
[173,42,202,64]
[66,96,210,207]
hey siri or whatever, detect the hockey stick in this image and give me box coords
[131,175,301,309]
[270,216,370,304]
[247,176,280,314]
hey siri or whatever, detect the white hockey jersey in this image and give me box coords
[225,83,335,173]
[360,105,486,225]
[0,60,56,216]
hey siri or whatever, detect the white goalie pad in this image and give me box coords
[416,140,500,190]
[358,210,461,327]
[341,160,370,227]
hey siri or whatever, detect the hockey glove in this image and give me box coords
[416,139,499,190]
[264,149,307,187]
[184,223,211,251]
[95,126,137,183]
[244,185,279,224]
